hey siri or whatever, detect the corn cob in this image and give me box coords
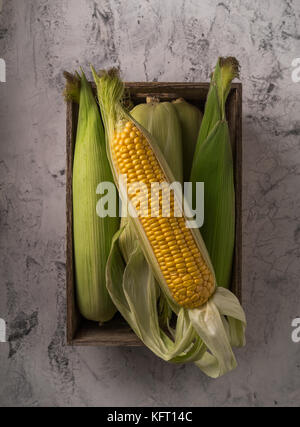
[130,97,183,183]
[112,121,215,308]
[172,98,203,183]
[93,69,216,309]
[65,70,119,322]
[128,96,183,325]
[190,57,238,289]
[100,66,246,379]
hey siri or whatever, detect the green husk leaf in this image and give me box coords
[190,57,238,289]
[189,286,246,377]
[172,98,203,183]
[63,71,81,103]
[72,70,119,322]
[190,289,245,377]
[131,98,183,183]
[211,287,246,347]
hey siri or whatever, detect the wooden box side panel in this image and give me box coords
[66,101,81,344]
[233,85,243,303]
[224,85,243,302]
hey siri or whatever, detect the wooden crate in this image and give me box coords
[66,82,242,346]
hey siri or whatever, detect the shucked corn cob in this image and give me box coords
[112,121,214,308]
[128,96,183,325]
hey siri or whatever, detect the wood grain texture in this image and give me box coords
[66,82,243,346]
[72,316,143,347]
[234,84,243,304]
[66,101,81,344]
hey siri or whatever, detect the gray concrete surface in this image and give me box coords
[0,0,300,407]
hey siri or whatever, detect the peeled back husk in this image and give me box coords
[70,71,119,322]
[172,98,203,183]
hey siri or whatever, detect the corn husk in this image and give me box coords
[93,65,246,378]
[190,57,237,290]
[172,98,202,183]
[107,229,206,362]
[67,71,119,322]
[130,97,183,183]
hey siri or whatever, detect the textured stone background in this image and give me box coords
[0,0,300,407]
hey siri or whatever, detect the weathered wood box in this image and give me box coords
[66,82,242,346]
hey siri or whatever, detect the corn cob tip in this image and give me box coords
[90,65,98,82]
[106,67,121,78]
[92,66,125,127]
[146,96,160,104]
[219,56,240,78]
[91,66,121,83]
[91,66,123,93]
[63,71,81,103]
[218,56,240,83]
[79,68,93,93]
[90,65,107,88]
[172,98,186,104]
[211,57,240,118]
[79,66,87,79]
